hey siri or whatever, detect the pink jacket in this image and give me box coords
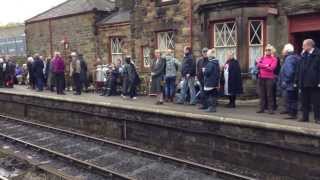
[257,55,278,79]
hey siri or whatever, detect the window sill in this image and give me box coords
[155,0,179,7]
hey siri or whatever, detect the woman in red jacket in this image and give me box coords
[256,44,278,114]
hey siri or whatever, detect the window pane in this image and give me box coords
[157,31,175,52]
[249,20,264,68]
[143,47,151,68]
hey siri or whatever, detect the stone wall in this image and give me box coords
[131,0,202,72]
[26,13,97,71]
[98,23,131,64]
[0,92,319,180]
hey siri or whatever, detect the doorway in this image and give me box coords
[291,31,320,53]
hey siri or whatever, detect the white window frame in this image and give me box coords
[111,37,124,64]
[213,21,238,65]
[142,47,151,68]
[248,20,264,68]
[157,31,175,53]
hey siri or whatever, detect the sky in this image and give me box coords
[0,0,66,25]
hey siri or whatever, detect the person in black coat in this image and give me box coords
[79,54,88,92]
[32,54,45,91]
[4,57,16,88]
[197,48,209,109]
[202,49,220,113]
[295,39,320,123]
[177,46,197,105]
[0,58,4,88]
[221,51,243,108]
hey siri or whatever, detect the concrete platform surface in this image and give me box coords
[0,85,319,134]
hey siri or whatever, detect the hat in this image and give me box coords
[71,52,77,56]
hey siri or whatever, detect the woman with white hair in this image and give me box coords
[256,44,278,114]
[220,51,243,108]
[279,43,300,119]
[202,48,220,112]
[27,57,35,89]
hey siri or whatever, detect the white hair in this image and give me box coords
[283,43,294,53]
[27,57,34,62]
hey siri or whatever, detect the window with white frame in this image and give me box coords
[142,47,151,68]
[249,20,264,68]
[213,21,237,65]
[111,38,124,64]
[157,31,175,53]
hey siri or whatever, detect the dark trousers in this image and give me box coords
[55,73,65,94]
[129,85,137,98]
[259,78,274,111]
[287,90,298,116]
[204,89,218,108]
[73,73,81,94]
[228,95,236,106]
[165,76,176,99]
[36,76,44,91]
[301,87,320,121]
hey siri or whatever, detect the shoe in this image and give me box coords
[156,101,164,105]
[73,93,81,95]
[204,107,217,113]
[280,111,289,115]
[256,110,265,114]
[268,110,275,115]
[132,97,137,100]
[315,121,320,124]
[298,118,308,122]
[198,106,207,110]
[284,115,297,120]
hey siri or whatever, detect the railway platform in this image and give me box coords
[0,86,319,180]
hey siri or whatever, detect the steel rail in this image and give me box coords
[0,132,135,180]
[0,114,256,180]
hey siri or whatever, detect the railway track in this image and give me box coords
[0,115,255,180]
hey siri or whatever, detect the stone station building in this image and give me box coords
[26,0,320,93]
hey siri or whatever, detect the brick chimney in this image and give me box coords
[115,0,133,10]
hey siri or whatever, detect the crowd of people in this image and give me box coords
[148,39,319,123]
[1,38,319,124]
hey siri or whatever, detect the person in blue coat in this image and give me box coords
[202,48,220,113]
[279,44,301,119]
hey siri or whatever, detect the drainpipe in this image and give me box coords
[189,0,193,49]
[49,19,53,58]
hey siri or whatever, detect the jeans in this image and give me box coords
[179,77,196,104]
[36,76,44,91]
[287,90,298,116]
[129,85,137,98]
[165,76,176,98]
[204,89,218,109]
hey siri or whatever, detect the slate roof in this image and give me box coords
[98,10,130,25]
[26,0,115,23]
